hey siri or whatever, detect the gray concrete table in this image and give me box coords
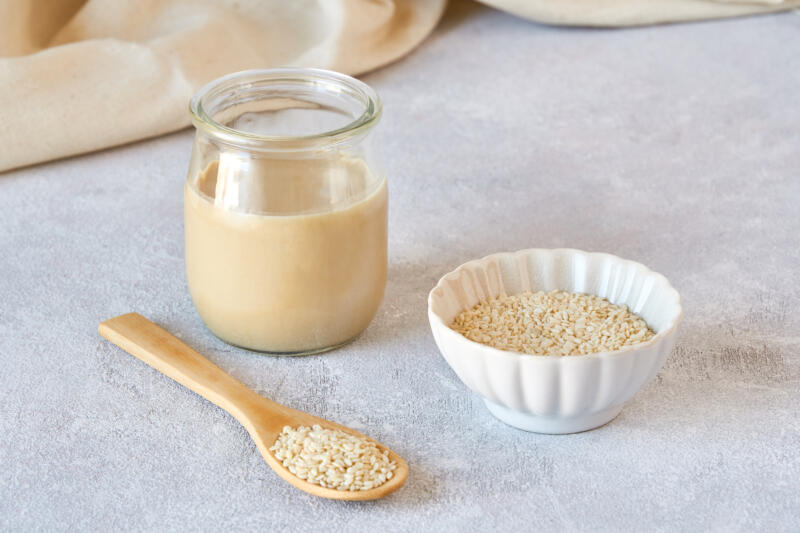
[2,3,798,531]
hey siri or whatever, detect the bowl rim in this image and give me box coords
[427,247,683,362]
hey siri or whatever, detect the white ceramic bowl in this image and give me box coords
[428,248,682,434]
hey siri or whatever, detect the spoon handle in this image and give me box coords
[98,312,267,426]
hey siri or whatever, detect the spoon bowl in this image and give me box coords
[99,312,408,501]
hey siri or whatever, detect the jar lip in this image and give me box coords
[189,68,382,151]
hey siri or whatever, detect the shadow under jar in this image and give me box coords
[185,69,387,355]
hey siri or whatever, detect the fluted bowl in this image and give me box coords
[427,248,682,434]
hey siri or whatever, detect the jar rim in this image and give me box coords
[189,68,382,151]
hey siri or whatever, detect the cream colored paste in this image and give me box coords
[184,157,387,353]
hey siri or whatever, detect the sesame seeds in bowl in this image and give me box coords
[428,248,682,434]
[451,289,655,356]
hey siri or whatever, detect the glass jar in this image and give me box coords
[185,69,386,355]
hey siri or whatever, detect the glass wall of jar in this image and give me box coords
[185,69,386,355]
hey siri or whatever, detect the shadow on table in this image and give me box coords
[624,323,794,427]
[436,0,489,37]
[359,258,468,350]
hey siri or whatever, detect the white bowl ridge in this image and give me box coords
[427,248,682,434]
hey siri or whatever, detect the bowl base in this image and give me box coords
[483,400,624,434]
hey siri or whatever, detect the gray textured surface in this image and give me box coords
[1,3,799,531]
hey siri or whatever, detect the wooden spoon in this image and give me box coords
[98,312,409,501]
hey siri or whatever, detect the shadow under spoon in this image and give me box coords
[98,312,409,501]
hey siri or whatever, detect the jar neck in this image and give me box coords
[190,68,381,153]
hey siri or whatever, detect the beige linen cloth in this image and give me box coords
[1,0,798,172]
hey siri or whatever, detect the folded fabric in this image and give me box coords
[0,0,446,172]
[1,0,798,172]
[481,0,800,27]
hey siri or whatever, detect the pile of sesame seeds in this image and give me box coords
[450,289,655,356]
[270,425,397,491]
